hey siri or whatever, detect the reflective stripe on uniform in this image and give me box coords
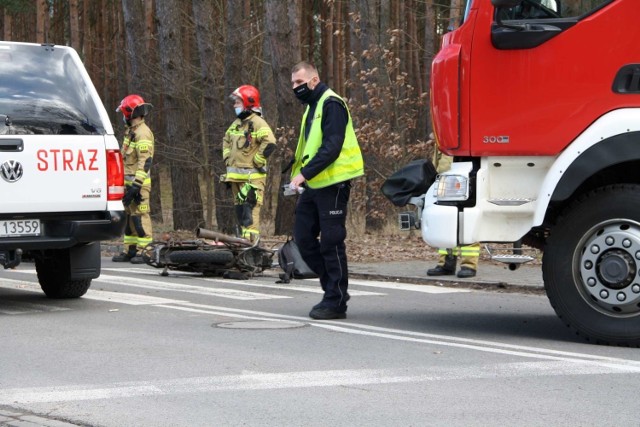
[253,153,266,166]
[242,227,259,240]
[437,245,480,257]
[137,236,153,247]
[124,177,151,186]
[226,166,266,181]
[123,235,137,245]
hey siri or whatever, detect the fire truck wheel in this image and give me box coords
[543,184,640,346]
[168,249,234,266]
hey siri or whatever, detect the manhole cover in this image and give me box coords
[215,320,307,330]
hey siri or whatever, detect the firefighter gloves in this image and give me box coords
[122,182,142,207]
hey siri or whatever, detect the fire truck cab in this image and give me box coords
[425,0,640,345]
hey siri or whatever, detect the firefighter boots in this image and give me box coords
[457,266,476,278]
[427,255,457,276]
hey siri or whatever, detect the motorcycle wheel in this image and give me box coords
[168,249,234,265]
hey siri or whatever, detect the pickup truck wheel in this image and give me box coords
[35,253,92,299]
[543,184,640,346]
[168,249,234,266]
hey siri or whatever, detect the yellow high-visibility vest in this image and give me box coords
[291,89,364,189]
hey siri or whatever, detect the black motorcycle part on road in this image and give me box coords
[167,249,235,265]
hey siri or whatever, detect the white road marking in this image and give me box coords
[201,277,385,297]
[3,270,639,369]
[1,270,290,301]
[0,360,636,405]
[84,290,186,305]
[96,274,290,301]
[160,302,640,370]
[104,266,462,295]
[348,278,471,293]
[2,266,461,296]
[6,266,640,373]
[4,269,640,406]
[0,277,185,306]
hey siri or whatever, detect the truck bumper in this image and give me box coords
[0,210,127,251]
[421,184,459,248]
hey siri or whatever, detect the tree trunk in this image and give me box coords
[322,0,334,83]
[69,0,80,51]
[121,0,163,224]
[156,0,204,231]
[35,0,46,43]
[264,1,302,236]
[121,0,147,93]
[449,0,462,30]
[192,0,226,230]
[219,0,251,235]
[2,9,12,40]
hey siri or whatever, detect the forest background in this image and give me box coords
[0,0,464,241]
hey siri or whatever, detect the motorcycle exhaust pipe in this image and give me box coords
[196,228,252,247]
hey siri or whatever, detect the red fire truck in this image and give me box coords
[416,0,640,345]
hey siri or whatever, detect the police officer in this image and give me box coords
[222,85,276,241]
[289,61,365,320]
[112,94,154,264]
[426,147,480,278]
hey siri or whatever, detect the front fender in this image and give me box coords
[534,108,640,225]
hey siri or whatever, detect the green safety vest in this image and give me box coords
[291,89,364,189]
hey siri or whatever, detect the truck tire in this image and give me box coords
[35,252,92,299]
[168,249,234,266]
[543,184,640,346]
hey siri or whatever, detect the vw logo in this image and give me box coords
[1,160,23,182]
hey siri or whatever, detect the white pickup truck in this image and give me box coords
[0,41,126,298]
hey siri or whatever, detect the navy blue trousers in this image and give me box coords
[293,181,351,309]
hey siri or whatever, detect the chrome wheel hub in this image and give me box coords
[579,222,640,315]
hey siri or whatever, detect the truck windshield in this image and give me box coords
[0,43,105,136]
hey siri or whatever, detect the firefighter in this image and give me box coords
[222,85,276,241]
[426,147,480,278]
[112,94,154,264]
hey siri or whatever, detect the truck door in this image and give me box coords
[469,0,637,156]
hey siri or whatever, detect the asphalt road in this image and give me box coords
[0,259,639,426]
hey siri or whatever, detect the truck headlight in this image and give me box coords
[434,175,469,201]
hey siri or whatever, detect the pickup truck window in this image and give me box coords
[0,44,105,136]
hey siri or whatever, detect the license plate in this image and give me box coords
[0,219,41,237]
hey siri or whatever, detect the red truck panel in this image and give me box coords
[432,0,640,157]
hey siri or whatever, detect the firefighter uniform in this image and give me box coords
[428,148,480,276]
[121,119,154,255]
[222,112,276,240]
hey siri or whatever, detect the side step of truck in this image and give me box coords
[484,245,537,270]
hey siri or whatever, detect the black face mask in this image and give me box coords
[293,82,313,104]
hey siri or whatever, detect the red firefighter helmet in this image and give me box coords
[116,94,153,120]
[230,85,262,114]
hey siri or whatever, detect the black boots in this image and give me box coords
[427,255,457,276]
[112,246,144,264]
[457,267,476,278]
[112,252,134,262]
[427,255,477,278]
